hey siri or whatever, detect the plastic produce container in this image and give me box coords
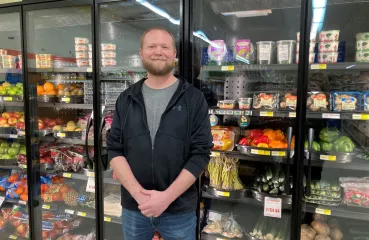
[256,41,276,64]
[356,32,369,41]
[319,30,340,42]
[238,98,252,110]
[356,40,369,51]
[318,52,338,63]
[319,41,340,52]
[356,52,369,62]
[276,40,296,64]
[218,100,236,109]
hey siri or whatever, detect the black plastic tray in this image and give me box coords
[204,185,249,199]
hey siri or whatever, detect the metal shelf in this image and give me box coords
[29,67,92,73]
[46,79,92,83]
[101,67,146,72]
[304,203,369,221]
[38,102,93,109]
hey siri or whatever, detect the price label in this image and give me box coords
[208,109,214,114]
[77,211,87,217]
[320,155,336,161]
[221,66,235,71]
[18,200,27,205]
[225,110,234,115]
[352,114,369,120]
[215,190,230,197]
[9,235,17,239]
[42,205,50,210]
[311,64,327,70]
[210,152,221,157]
[216,238,225,240]
[272,151,286,157]
[322,113,340,119]
[87,67,93,72]
[9,134,17,139]
[251,149,270,156]
[260,111,274,117]
[3,97,12,101]
[57,132,66,138]
[65,209,75,214]
[0,196,5,208]
[244,110,252,116]
[289,112,296,118]
[315,208,331,215]
[264,197,282,218]
[87,172,95,177]
[86,177,95,193]
[104,217,111,222]
[61,97,70,103]
[215,110,225,115]
[233,110,243,116]
[63,173,72,178]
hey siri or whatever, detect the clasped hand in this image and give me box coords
[136,189,172,218]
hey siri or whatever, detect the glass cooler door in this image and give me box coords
[299,1,369,240]
[192,1,304,239]
[97,1,180,239]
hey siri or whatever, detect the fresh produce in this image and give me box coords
[56,83,84,97]
[252,166,288,195]
[240,128,292,149]
[51,145,85,172]
[0,82,23,96]
[238,137,252,146]
[319,128,340,143]
[305,141,321,151]
[320,141,333,152]
[332,92,361,112]
[250,215,290,240]
[279,92,297,110]
[311,220,330,235]
[0,111,24,127]
[301,215,343,240]
[340,177,369,208]
[330,228,343,240]
[211,127,235,151]
[304,180,341,206]
[301,224,316,240]
[207,155,244,190]
[252,92,279,110]
[37,82,57,96]
[64,190,79,207]
[307,92,329,112]
[0,141,26,160]
[333,136,355,153]
[315,234,331,240]
[203,211,243,238]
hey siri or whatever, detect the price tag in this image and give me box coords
[244,110,252,116]
[352,114,369,120]
[251,149,260,155]
[63,173,72,178]
[216,238,225,240]
[9,235,17,239]
[87,67,93,72]
[18,200,27,205]
[9,134,17,139]
[322,113,340,119]
[289,112,296,118]
[61,97,70,103]
[271,151,286,157]
[0,196,5,208]
[77,211,87,217]
[104,217,111,222]
[221,66,235,71]
[311,64,327,70]
[65,209,75,214]
[208,109,214,114]
[233,110,243,116]
[42,204,50,210]
[87,172,95,177]
[57,132,66,138]
[225,110,234,115]
[86,177,95,193]
[3,97,12,101]
[251,149,270,156]
[210,152,221,157]
[320,155,336,161]
[315,208,331,215]
[215,110,225,115]
[260,111,274,117]
[215,190,230,197]
[264,197,282,218]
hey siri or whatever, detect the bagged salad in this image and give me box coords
[332,92,362,112]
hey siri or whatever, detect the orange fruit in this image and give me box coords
[15,186,24,195]
[46,91,56,96]
[59,185,69,194]
[20,193,28,201]
[56,84,66,91]
[37,85,44,94]
[43,82,55,92]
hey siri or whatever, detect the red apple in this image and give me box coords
[47,119,57,128]
[43,118,51,124]
[15,122,25,130]
[45,156,54,164]
[0,117,7,125]
[38,120,44,130]
[55,118,64,125]
[7,117,18,126]
[12,112,22,119]
[2,112,11,119]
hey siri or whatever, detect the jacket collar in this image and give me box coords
[128,75,190,97]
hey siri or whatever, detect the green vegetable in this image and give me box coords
[268,180,273,186]
[304,140,321,151]
[333,136,355,153]
[256,175,261,182]
[265,219,278,240]
[261,176,268,183]
[266,167,273,181]
[279,185,285,193]
[320,141,333,152]
[331,184,339,191]
[319,128,340,143]
[262,183,269,192]
[269,188,279,195]
[278,169,285,183]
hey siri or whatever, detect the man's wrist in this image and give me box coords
[164,188,177,204]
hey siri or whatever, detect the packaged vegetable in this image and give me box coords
[332,92,361,112]
[101,43,116,51]
[218,100,236,109]
[75,45,89,52]
[208,40,227,64]
[276,40,296,64]
[319,128,339,143]
[211,128,235,151]
[101,51,116,59]
[357,40,369,51]
[319,30,340,42]
[203,211,243,238]
[253,92,279,110]
[356,52,369,62]
[75,52,89,59]
[319,41,339,52]
[279,92,297,110]
[340,177,369,208]
[238,98,252,110]
[318,52,338,63]
[256,41,276,64]
[74,37,89,45]
[233,39,255,64]
[356,32,369,41]
[101,58,116,67]
[307,92,329,111]
[333,136,355,153]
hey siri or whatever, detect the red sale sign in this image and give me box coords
[264,197,282,218]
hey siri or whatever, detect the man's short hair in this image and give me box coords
[140,27,176,49]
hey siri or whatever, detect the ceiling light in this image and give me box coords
[221,9,272,18]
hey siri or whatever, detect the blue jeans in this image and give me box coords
[122,209,196,240]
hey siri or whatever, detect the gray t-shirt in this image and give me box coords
[142,79,179,145]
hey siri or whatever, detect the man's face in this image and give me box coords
[140,29,176,76]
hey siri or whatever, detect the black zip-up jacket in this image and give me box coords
[106,77,213,213]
